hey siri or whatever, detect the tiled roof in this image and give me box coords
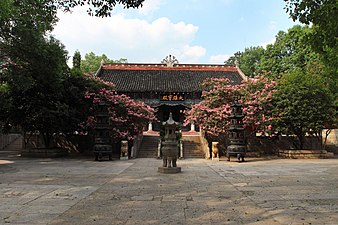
[97,64,243,92]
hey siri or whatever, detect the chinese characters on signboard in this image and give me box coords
[160,93,185,101]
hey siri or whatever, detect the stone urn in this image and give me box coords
[158,112,181,173]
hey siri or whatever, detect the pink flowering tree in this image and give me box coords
[82,82,156,143]
[185,78,239,137]
[240,75,277,137]
[185,75,278,142]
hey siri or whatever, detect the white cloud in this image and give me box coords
[52,9,204,63]
[137,0,163,15]
[183,45,205,57]
[174,45,206,63]
[209,54,231,64]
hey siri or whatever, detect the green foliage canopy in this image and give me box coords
[237,46,265,77]
[0,0,142,147]
[284,0,338,72]
[72,50,81,69]
[2,35,70,147]
[260,25,319,78]
[0,0,85,146]
[80,52,127,74]
[284,0,338,49]
[56,0,144,17]
[230,25,322,79]
[273,71,335,149]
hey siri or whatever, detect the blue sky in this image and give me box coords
[52,0,298,64]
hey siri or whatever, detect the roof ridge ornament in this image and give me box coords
[161,55,179,67]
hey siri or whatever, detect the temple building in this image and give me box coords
[95,55,246,131]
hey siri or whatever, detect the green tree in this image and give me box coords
[0,0,141,147]
[0,0,58,72]
[1,0,53,133]
[3,36,70,147]
[0,0,70,147]
[260,25,320,78]
[273,71,335,149]
[237,46,265,77]
[224,51,241,66]
[81,52,127,74]
[284,0,338,74]
[72,50,81,69]
[284,1,337,121]
[226,25,320,79]
[284,0,338,50]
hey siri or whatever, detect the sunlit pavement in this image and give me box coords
[1,156,337,225]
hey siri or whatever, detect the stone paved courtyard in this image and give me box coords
[0,156,337,225]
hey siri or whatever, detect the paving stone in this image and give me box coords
[0,156,338,224]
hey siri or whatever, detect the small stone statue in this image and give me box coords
[212,142,219,160]
[120,140,129,160]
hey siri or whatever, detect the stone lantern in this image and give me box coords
[158,112,181,173]
[226,98,246,162]
[93,101,113,161]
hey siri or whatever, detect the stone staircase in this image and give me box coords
[137,135,159,158]
[137,134,206,159]
[182,135,205,158]
[0,135,23,158]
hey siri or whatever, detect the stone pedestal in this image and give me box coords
[278,149,334,159]
[21,148,68,158]
[158,167,181,174]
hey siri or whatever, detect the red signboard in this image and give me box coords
[160,94,185,101]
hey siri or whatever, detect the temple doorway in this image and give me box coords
[154,104,188,131]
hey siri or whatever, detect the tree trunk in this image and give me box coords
[42,132,53,148]
[294,128,305,150]
[24,131,33,149]
[298,133,304,150]
[323,129,332,150]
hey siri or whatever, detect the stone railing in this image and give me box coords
[235,63,249,81]
[157,139,162,158]
[179,140,183,159]
[199,130,210,159]
[130,133,143,158]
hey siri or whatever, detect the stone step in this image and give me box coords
[138,135,205,158]
[138,136,159,158]
[184,153,204,156]
[182,135,204,158]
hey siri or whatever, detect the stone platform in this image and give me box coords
[158,166,181,173]
[0,156,337,225]
[21,148,68,158]
[278,149,334,159]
